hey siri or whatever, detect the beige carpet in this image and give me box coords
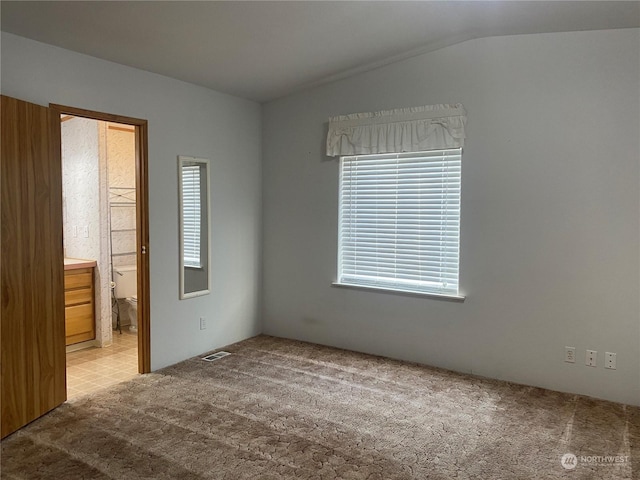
[1,335,638,479]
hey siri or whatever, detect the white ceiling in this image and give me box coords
[2,1,639,103]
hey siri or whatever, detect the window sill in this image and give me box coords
[331,282,465,302]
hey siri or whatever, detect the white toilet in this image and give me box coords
[113,265,138,332]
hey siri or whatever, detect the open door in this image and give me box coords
[1,95,66,438]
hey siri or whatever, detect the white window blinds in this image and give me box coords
[338,149,461,296]
[181,165,202,268]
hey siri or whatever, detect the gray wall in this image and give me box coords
[262,29,640,405]
[1,32,263,370]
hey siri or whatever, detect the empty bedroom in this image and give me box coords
[1,1,639,479]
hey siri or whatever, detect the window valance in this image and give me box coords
[326,103,466,157]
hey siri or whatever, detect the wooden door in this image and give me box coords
[1,95,66,438]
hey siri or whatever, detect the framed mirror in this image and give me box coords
[178,156,211,299]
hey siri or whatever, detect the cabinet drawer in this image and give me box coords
[65,303,94,337]
[64,271,93,291]
[65,287,92,307]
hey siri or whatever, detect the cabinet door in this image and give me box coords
[65,304,95,345]
[1,95,66,439]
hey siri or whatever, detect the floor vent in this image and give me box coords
[202,351,231,362]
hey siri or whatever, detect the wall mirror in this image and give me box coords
[178,156,211,299]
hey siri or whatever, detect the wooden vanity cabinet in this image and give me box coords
[64,267,95,345]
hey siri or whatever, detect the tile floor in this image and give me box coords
[66,330,139,400]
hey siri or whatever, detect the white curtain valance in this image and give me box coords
[326,103,466,157]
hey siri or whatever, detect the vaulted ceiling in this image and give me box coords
[2,1,639,102]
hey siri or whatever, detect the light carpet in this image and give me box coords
[1,335,638,479]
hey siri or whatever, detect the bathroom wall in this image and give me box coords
[62,117,111,347]
[62,117,100,260]
[104,123,138,329]
[107,124,137,269]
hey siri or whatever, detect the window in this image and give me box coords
[337,149,461,297]
[181,164,202,268]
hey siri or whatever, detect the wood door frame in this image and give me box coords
[50,104,151,374]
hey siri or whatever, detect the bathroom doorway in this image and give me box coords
[54,104,150,399]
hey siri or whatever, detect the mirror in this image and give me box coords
[178,156,211,299]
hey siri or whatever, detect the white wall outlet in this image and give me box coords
[586,350,597,367]
[83,225,89,238]
[73,225,78,237]
[564,346,576,363]
[199,317,207,330]
[605,352,616,370]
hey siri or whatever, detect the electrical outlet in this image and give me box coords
[564,346,576,363]
[199,317,207,330]
[83,225,89,238]
[73,225,78,237]
[605,352,616,370]
[586,350,597,367]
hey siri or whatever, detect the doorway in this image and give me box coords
[61,115,143,397]
[52,104,151,384]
